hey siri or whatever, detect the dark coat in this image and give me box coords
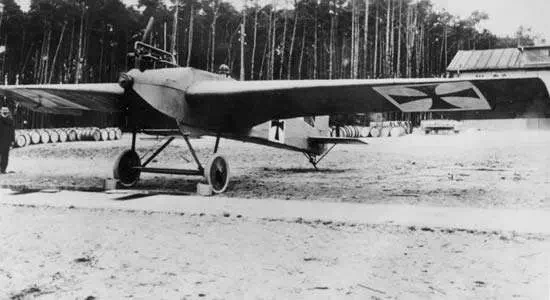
[0,116,15,149]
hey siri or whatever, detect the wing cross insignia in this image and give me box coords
[373,81,491,112]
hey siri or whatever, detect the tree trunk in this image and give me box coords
[351,0,360,79]
[240,7,246,80]
[186,3,194,67]
[33,50,40,83]
[329,2,335,79]
[373,2,379,77]
[266,5,273,79]
[287,4,298,79]
[75,6,85,83]
[297,27,305,79]
[250,6,258,79]
[66,21,75,83]
[396,0,402,77]
[350,0,355,78]
[363,0,369,78]
[49,21,67,83]
[278,10,287,79]
[99,25,105,81]
[259,32,269,79]
[20,43,34,78]
[269,9,277,80]
[384,0,391,77]
[354,0,360,78]
[172,1,179,62]
[313,7,318,79]
[42,28,52,84]
[390,0,395,76]
[405,4,409,77]
[37,30,46,83]
[210,2,219,72]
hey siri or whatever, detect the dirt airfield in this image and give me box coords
[1,129,550,299]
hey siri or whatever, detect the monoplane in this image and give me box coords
[1,30,548,193]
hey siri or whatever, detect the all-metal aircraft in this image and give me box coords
[1,34,549,193]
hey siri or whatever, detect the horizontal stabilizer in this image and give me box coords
[308,136,368,145]
[140,129,182,136]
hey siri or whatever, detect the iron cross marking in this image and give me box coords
[388,84,480,110]
[271,120,284,141]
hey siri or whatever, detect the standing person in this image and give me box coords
[0,106,15,174]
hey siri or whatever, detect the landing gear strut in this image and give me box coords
[302,144,337,170]
[112,130,230,193]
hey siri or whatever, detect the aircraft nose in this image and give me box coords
[118,73,134,90]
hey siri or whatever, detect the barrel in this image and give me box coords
[107,129,116,140]
[99,129,109,141]
[39,130,50,143]
[76,128,85,141]
[380,127,391,138]
[91,128,102,141]
[390,126,406,137]
[57,129,68,143]
[115,128,122,139]
[360,126,371,137]
[337,126,346,137]
[67,129,78,142]
[22,131,32,146]
[355,127,362,137]
[47,130,59,143]
[14,131,27,148]
[370,127,381,138]
[28,130,41,144]
[330,127,336,137]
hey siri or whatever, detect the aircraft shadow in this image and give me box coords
[113,193,158,201]
[261,167,352,174]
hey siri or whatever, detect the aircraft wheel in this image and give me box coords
[113,150,141,188]
[205,154,230,193]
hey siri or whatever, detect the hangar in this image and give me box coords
[441,45,550,130]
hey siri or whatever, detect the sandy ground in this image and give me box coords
[2,130,550,208]
[1,204,548,299]
[0,130,550,299]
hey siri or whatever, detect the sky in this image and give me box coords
[430,0,550,42]
[12,0,550,42]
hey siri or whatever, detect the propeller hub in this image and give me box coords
[118,73,134,90]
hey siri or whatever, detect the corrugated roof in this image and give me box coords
[447,48,522,71]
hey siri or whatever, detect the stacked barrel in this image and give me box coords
[13,127,123,148]
[330,121,412,138]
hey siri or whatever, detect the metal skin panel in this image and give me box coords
[0,66,549,155]
[183,76,548,131]
[211,116,331,155]
[0,83,123,115]
[126,67,233,121]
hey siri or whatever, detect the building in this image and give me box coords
[440,45,550,129]
[447,45,550,78]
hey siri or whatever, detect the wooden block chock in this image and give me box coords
[196,183,213,196]
[104,178,118,191]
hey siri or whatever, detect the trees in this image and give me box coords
[0,0,532,85]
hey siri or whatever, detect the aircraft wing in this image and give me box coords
[308,136,368,145]
[185,76,549,129]
[0,83,124,115]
